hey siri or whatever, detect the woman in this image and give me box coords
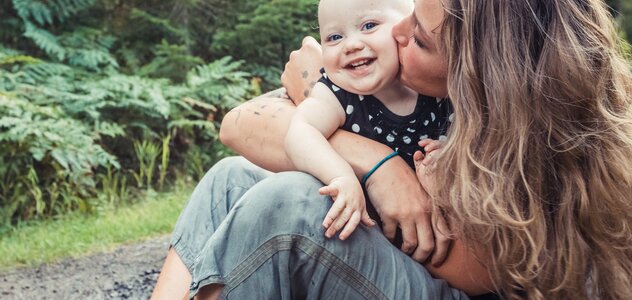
[153,0,632,299]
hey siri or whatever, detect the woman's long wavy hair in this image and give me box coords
[434,0,632,298]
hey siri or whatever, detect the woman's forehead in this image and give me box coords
[414,0,445,35]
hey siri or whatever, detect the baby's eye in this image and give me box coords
[327,34,343,42]
[362,22,378,31]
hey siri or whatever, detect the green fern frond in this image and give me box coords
[186,57,252,108]
[49,0,97,21]
[21,62,72,82]
[67,49,119,70]
[0,95,119,172]
[13,0,96,24]
[58,27,119,71]
[12,0,54,25]
[130,8,187,40]
[0,46,21,57]
[168,119,216,132]
[24,22,66,60]
[86,75,171,118]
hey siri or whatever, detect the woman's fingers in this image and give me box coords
[399,221,418,254]
[381,218,398,242]
[430,212,452,267]
[411,214,435,262]
[301,35,320,48]
[360,209,376,227]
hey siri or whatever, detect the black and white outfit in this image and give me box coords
[319,70,453,168]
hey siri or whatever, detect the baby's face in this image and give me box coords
[318,0,413,95]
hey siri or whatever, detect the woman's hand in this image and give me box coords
[413,139,451,266]
[281,36,323,104]
[364,156,449,265]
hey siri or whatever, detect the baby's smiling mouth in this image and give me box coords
[345,58,376,70]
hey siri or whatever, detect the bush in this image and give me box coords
[0,47,249,225]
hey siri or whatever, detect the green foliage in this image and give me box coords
[186,57,251,109]
[0,183,192,269]
[0,41,251,224]
[608,0,632,41]
[0,95,118,224]
[138,40,203,83]
[132,139,160,189]
[211,0,319,70]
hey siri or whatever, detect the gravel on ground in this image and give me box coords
[0,235,170,300]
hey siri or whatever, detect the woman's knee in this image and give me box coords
[194,156,267,193]
[202,156,254,180]
[237,172,329,234]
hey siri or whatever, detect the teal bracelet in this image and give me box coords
[361,151,399,185]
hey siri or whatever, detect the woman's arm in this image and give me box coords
[219,88,296,172]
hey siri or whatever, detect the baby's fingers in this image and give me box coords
[322,199,345,232]
[419,140,442,153]
[339,211,362,240]
[325,207,352,238]
[413,150,425,166]
[319,185,339,197]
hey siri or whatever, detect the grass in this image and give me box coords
[0,185,193,270]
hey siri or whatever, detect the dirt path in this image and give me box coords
[0,235,170,300]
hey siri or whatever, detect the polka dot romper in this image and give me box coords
[319,69,453,168]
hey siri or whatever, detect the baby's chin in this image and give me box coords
[336,80,386,96]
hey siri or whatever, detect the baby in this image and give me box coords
[285,0,451,240]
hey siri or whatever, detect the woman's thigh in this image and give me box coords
[170,156,272,270]
[190,171,467,300]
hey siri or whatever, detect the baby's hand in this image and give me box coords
[319,176,375,240]
[413,139,443,195]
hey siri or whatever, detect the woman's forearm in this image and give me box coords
[219,89,393,175]
[329,130,394,178]
[219,89,296,172]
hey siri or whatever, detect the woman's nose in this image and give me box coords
[392,16,411,46]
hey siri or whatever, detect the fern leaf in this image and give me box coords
[67,49,119,70]
[23,22,66,60]
[12,0,53,25]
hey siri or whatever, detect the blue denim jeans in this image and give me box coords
[171,157,468,299]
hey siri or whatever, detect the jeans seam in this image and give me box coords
[208,184,255,212]
[222,234,389,300]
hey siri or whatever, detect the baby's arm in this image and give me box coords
[285,83,374,240]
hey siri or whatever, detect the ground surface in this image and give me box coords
[0,235,169,300]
